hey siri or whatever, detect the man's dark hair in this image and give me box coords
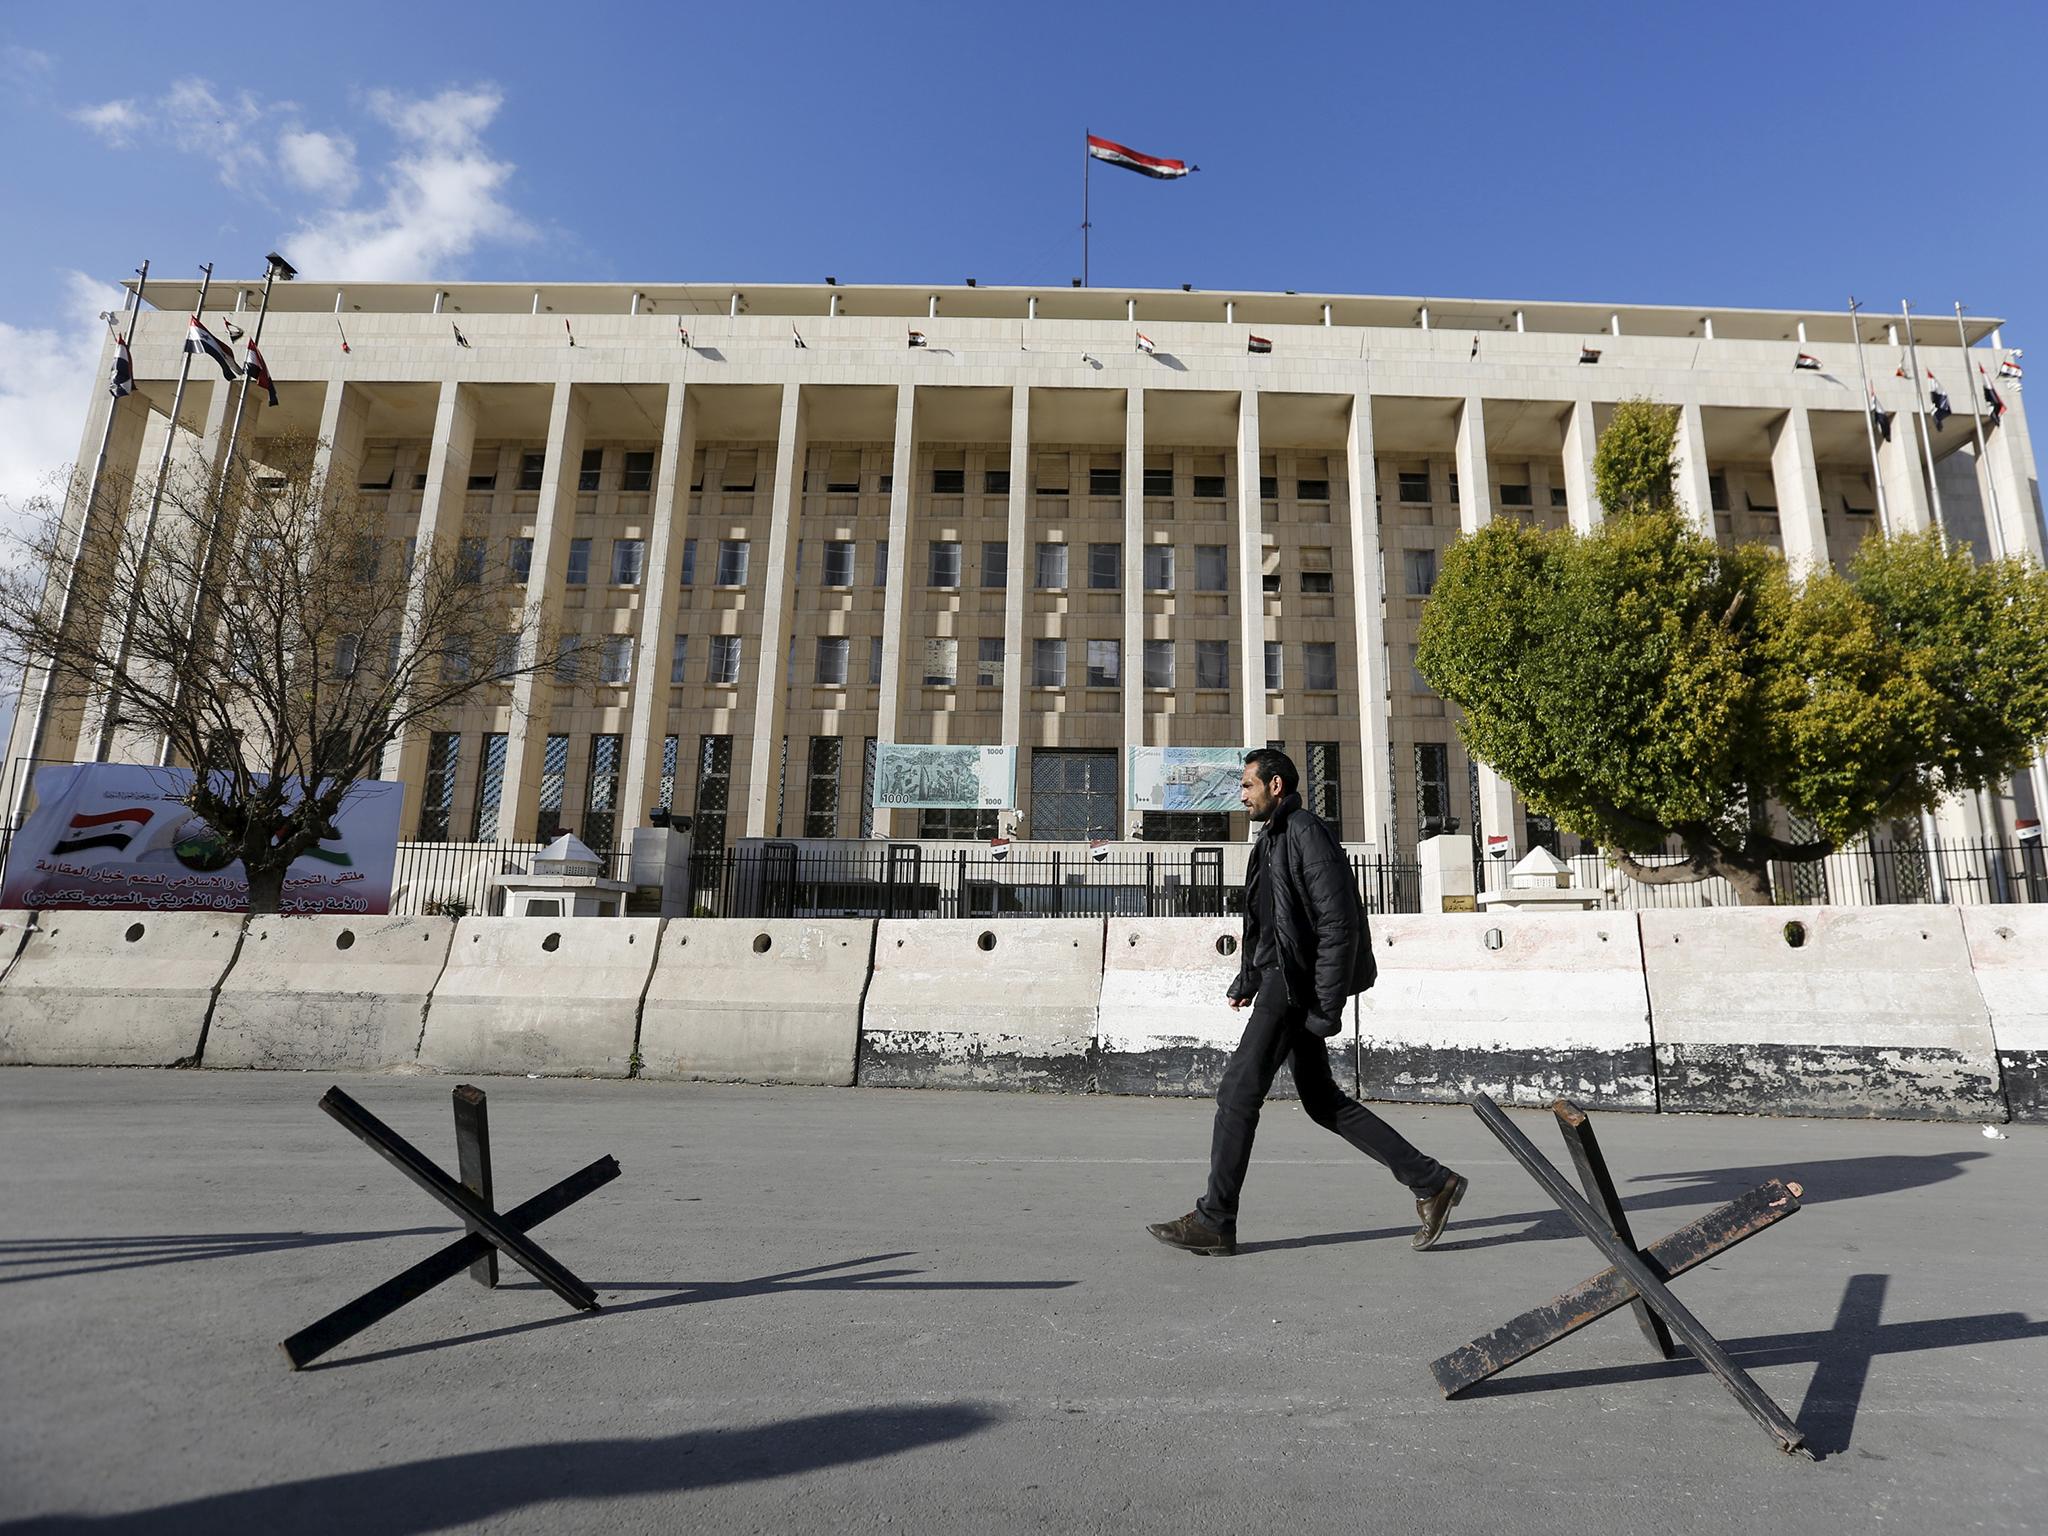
[1243,748,1299,796]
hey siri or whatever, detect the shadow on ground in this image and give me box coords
[0,1229,460,1285]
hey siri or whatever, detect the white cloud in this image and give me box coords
[0,272,125,531]
[71,98,142,145]
[4,45,55,81]
[279,129,359,200]
[71,76,275,183]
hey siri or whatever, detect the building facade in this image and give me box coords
[18,279,2043,860]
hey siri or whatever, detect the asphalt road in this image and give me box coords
[1,1068,2042,1534]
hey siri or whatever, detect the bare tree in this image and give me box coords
[0,432,575,913]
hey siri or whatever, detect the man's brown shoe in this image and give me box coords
[1411,1171,1467,1251]
[1146,1211,1237,1256]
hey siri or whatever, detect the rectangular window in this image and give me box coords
[1035,542,1068,590]
[1300,546,1333,594]
[1086,638,1120,687]
[418,733,460,841]
[1142,544,1174,591]
[931,467,966,496]
[657,734,680,815]
[874,539,890,586]
[1552,486,1570,508]
[452,537,486,586]
[1265,641,1284,692]
[1415,742,1450,832]
[1036,453,1068,495]
[1709,473,1730,512]
[869,635,883,685]
[515,452,545,491]
[716,539,749,586]
[860,737,878,838]
[1304,641,1338,691]
[679,537,697,586]
[1259,474,1278,500]
[536,733,570,840]
[1261,547,1281,594]
[928,540,961,588]
[1033,638,1066,688]
[578,447,603,493]
[820,450,860,494]
[984,468,1011,495]
[1029,747,1118,841]
[1195,545,1228,591]
[466,469,497,492]
[1143,639,1173,689]
[566,537,591,585]
[1403,546,1438,596]
[553,633,585,683]
[1196,639,1229,690]
[469,732,508,840]
[1298,478,1330,501]
[599,636,633,685]
[610,538,644,586]
[1088,542,1121,590]
[1089,464,1121,497]
[803,736,842,839]
[333,634,361,679]
[583,734,622,849]
[977,636,1005,686]
[670,634,689,684]
[921,637,958,687]
[508,537,533,584]
[1143,466,1174,497]
[358,449,396,491]
[981,540,1008,589]
[1499,482,1533,508]
[721,451,757,492]
[1308,742,1343,839]
[816,636,850,686]
[822,539,856,587]
[621,450,655,492]
[1398,469,1431,503]
[709,634,742,685]
[1192,473,1226,499]
[691,734,733,854]
[493,633,521,680]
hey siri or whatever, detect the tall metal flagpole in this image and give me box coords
[1082,129,1091,287]
[11,261,150,826]
[215,257,281,493]
[1900,301,1946,541]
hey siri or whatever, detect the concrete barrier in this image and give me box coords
[1960,907,2048,1123]
[1096,918,1355,1097]
[860,919,1103,1090]
[0,911,245,1067]
[0,909,34,987]
[205,915,456,1071]
[1642,907,2002,1120]
[416,917,661,1078]
[638,919,871,1085]
[1358,914,1656,1109]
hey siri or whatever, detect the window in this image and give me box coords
[932,467,965,495]
[1143,466,1173,497]
[1260,475,1278,500]
[822,540,855,587]
[1036,453,1068,495]
[333,634,360,679]
[536,733,570,840]
[1710,473,1731,512]
[816,636,850,686]
[981,541,1007,589]
[680,537,697,586]
[1030,748,1117,840]
[708,634,742,685]
[1304,641,1338,691]
[1144,811,1228,842]
[621,451,654,492]
[921,637,958,687]
[1143,638,1174,689]
[553,633,585,683]
[578,447,603,493]
[1195,545,1228,591]
[1415,742,1451,833]
[418,733,460,841]
[566,538,591,585]
[350,535,380,584]
[1089,463,1121,497]
[471,732,508,840]
[1035,542,1068,590]
[1298,478,1330,501]
[670,634,689,684]
[804,736,842,839]
[977,636,1005,686]
[1192,473,1226,499]
[1448,471,1460,503]
[1398,470,1430,503]
[493,633,521,680]
[1499,482,1533,508]
[1408,643,1431,696]
[466,469,497,492]
[1143,545,1174,591]
[984,468,1010,495]
[874,539,889,586]
[657,734,680,816]
[516,452,545,491]
[1308,742,1343,839]
[1262,547,1281,594]
[1552,486,1570,508]
[928,540,961,588]
[599,636,633,685]
[823,451,862,494]
[878,473,892,494]
[919,807,1000,841]
[1033,638,1066,687]
[584,734,622,849]
[358,449,396,491]
[1086,638,1120,687]
[716,539,749,586]
[1088,543,1121,590]
[869,636,883,685]
[441,637,473,683]
[691,734,733,854]
[1265,641,1284,692]
[508,537,533,583]
[611,538,644,586]
[721,452,757,492]
[1300,547,1333,594]
[1196,639,1228,689]
[1403,547,1438,596]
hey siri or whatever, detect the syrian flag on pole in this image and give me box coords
[1246,334,1273,355]
[792,324,807,349]
[185,316,240,380]
[108,335,135,398]
[1927,372,1952,431]
[1980,364,2006,425]
[1086,134,1198,179]
[1136,331,1155,354]
[244,340,278,407]
[1999,355,2023,381]
[335,318,351,354]
[1869,388,1895,444]
[907,330,928,348]
[1794,352,1822,370]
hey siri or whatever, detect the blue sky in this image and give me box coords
[2,0,2042,515]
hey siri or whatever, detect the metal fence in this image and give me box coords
[388,840,631,917]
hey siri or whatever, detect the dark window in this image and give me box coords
[932,467,966,495]
[1259,475,1278,500]
[621,451,654,492]
[578,447,603,492]
[1297,478,1330,501]
[456,537,486,584]
[928,541,961,587]
[584,734,622,850]
[1308,742,1343,840]
[680,537,696,585]
[1030,748,1118,840]
[566,538,591,585]
[816,636,850,686]
[1143,467,1174,497]
[471,732,508,840]
[716,539,749,586]
[508,537,533,583]
[466,470,497,492]
[418,733,460,841]
[804,736,842,839]
[860,737,877,838]
[708,635,742,686]
[984,468,1010,495]
[1089,466,1121,496]
[1144,811,1228,842]
[536,733,570,840]
[1088,542,1121,590]
[1398,471,1430,503]
[822,540,856,587]
[918,807,999,840]
[1499,483,1533,507]
[1415,742,1450,832]
[981,541,1008,589]
[1304,642,1338,691]
[611,538,644,585]
[692,734,733,854]
[1143,639,1173,689]
[1192,474,1226,499]
[1195,545,1228,591]
[1196,640,1228,690]
[516,452,545,491]
[1710,474,1730,512]
[1143,545,1174,591]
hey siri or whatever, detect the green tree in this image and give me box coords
[1593,396,1681,517]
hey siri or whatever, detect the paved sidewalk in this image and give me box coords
[1,1068,2043,1534]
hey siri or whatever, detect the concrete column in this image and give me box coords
[742,384,808,837]
[872,385,917,836]
[1456,395,1516,858]
[1235,390,1265,751]
[1122,386,1145,783]
[999,388,1029,749]
[1673,399,1714,534]
[1768,405,1830,574]
[620,381,696,829]
[501,381,588,842]
[1344,393,1390,849]
[1561,396,1602,534]
[1877,410,1933,535]
[381,381,480,831]
[1984,395,2045,560]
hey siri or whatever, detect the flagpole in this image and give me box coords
[1900,300,1946,541]
[1848,297,1893,536]
[1082,129,1091,287]
[215,256,282,495]
[11,260,149,825]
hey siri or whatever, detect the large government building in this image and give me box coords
[18,278,2042,863]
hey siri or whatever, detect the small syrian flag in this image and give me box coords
[792,324,807,349]
[1486,833,1510,858]
[224,318,246,342]
[1086,134,1198,179]
[988,836,1010,861]
[244,340,278,407]
[1246,334,1272,355]
[452,323,470,348]
[1927,372,1952,431]
[1794,352,1821,370]
[1088,837,1110,862]
[1136,331,1156,354]
[677,321,690,347]
[564,319,576,348]
[907,330,928,348]
[1578,346,1601,364]
[336,318,351,354]
[1999,356,2024,381]
[50,806,154,856]
[1869,390,1894,444]
[185,316,240,380]
[1981,365,2006,424]
[108,336,135,398]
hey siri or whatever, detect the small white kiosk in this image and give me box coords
[494,833,632,918]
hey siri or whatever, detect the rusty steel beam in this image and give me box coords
[1552,1098,1674,1359]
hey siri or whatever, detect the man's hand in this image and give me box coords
[1228,995,1250,1010]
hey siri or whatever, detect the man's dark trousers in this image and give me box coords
[1197,965,1445,1229]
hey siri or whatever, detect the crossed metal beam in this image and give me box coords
[279,1085,618,1370]
[1433,1094,1811,1458]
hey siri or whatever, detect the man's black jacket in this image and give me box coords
[1228,791,1377,1036]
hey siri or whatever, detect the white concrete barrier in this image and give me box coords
[416,917,661,1078]
[1096,918,1355,1097]
[0,911,244,1067]
[860,919,1103,1090]
[205,915,456,1070]
[1359,913,1656,1109]
[1642,907,2001,1120]
[638,919,871,1086]
[1959,907,2047,1123]
[0,909,35,986]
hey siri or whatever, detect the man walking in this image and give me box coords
[1147,749,1466,1257]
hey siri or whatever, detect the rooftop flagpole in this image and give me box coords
[1082,128,1091,287]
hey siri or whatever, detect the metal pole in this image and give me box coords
[12,261,150,823]
[1847,297,1892,535]
[1082,129,1091,288]
[1901,301,1946,539]
[216,261,279,494]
